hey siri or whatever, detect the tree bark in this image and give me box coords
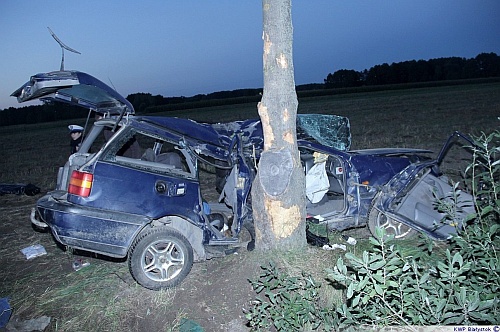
[251,0,306,251]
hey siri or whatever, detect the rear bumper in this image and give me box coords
[33,192,150,258]
[30,207,49,229]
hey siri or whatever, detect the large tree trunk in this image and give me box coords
[251,0,306,251]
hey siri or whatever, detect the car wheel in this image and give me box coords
[368,206,416,240]
[129,227,193,290]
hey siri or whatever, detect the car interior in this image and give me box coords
[300,149,346,218]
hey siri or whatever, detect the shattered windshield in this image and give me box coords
[297,114,351,151]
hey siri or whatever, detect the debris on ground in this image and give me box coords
[342,234,357,245]
[178,318,204,332]
[5,315,51,332]
[306,225,330,247]
[20,244,46,260]
[322,234,357,250]
[0,298,12,328]
[0,183,40,196]
[322,243,347,251]
[72,258,90,271]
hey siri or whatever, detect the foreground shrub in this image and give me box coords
[466,128,499,219]
[245,261,333,331]
[247,221,498,330]
[326,225,498,328]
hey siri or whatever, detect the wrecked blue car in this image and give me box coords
[12,71,475,289]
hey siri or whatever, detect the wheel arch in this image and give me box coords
[368,193,416,239]
[137,216,206,261]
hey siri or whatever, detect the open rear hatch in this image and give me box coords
[11,70,134,116]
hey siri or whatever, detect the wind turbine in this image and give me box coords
[47,27,81,71]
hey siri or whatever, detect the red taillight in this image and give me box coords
[68,171,93,197]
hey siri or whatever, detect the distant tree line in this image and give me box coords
[0,102,89,127]
[324,52,500,88]
[1,52,499,126]
[127,88,263,114]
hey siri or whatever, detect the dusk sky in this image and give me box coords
[1,1,499,110]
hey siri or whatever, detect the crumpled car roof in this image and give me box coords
[141,114,351,153]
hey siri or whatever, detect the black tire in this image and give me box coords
[129,227,193,290]
[368,205,416,240]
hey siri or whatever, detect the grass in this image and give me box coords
[1,243,179,331]
[0,82,499,331]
